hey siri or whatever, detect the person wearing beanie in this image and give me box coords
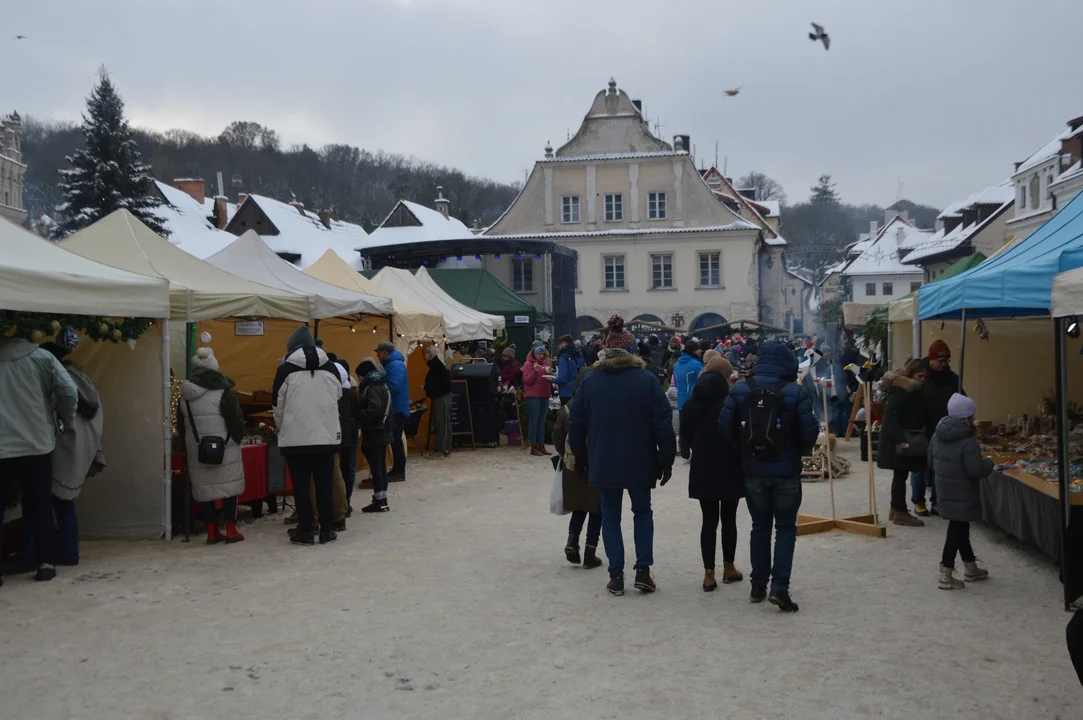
[674,340,705,459]
[637,342,667,386]
[554,334,586,405]
[273,326,344,545]
[374,340,409,481]
[498,345,522,420]
[928,392,992,589]
[878,359,931,528]
[353,358,392,513]
[179,347,247,545]
[917,339,961,516]
[680,353,743,591]
[523,345,554,456]
[720,340,818,611]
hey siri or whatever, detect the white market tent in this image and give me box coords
[61,210,311,323]
[0,215,169,317]
[303,250,445,352]
[204,230,394,319]
[415,266,506,335]
[1053,263,1083,318]
[368,266,503,343]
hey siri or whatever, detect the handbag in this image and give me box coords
[185,400,227,465]
[549,465,567,516]
[898,428,928,458]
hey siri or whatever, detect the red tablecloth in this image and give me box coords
[176,443,293,510]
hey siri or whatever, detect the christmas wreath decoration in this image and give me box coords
[0,312,152,344]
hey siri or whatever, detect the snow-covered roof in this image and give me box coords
[902,182,1014,264]
[758,200,780,218]
[843,218,930,277]
[1014,123,1079,176]
[154,180,238,258]
[232,194,366,270]
[540,150,689,163]
[360,200,477,251]
[476,222,757,242]
[702,168,785,246]
[1052,160,1083,187]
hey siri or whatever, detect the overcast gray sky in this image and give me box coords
[6,0,1083,209]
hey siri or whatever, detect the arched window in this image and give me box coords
[1029,174,1040,209]
[689,312,727,342]
[576,315,603,338]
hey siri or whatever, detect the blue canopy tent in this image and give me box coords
[919,191,1083,610]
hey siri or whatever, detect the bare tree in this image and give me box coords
[736,170,787,204]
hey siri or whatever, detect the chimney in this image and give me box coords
[884,209,899,227]
[434,186,450,219]
[318,210,332,228]
[869,220,879,239]
[289,200,305,215]
[172,178,205,206]
[673,135,690,153]
[237,192,248,206]
[896,225,906,245]
[631,99,643,114]
[214,196,229,229]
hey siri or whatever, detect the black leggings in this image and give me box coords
[699,499,739,569]
[891,466,910,512]
[942,520,976,567]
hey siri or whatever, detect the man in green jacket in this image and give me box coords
[0,335,78,583]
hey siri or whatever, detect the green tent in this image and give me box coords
[423,268,550,361]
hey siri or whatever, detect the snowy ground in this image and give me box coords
[0,440,1078,720]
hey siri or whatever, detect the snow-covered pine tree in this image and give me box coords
[54,67,166,238]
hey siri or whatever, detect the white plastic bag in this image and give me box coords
[550,465,568,515]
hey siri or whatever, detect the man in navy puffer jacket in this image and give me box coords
[720,340,818,612]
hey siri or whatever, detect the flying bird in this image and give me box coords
[14,35,28,40]
[723,86,742,97]
[809,23,829,50]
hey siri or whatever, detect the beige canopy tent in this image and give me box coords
[887,295,918,366]
[369,267,502,343]
[204,231,394,319]
[304,250,445,352]
[61,210,310,323]
[1053,266,1083,318]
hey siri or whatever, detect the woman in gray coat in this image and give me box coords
[928,393,992,590]
[179,348,246,545]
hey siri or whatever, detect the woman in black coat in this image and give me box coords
[877,358,930,527]
[679,355,744,591]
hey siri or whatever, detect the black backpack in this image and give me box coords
[740,377,790,460]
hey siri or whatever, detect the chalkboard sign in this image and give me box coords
[449,379,476,449]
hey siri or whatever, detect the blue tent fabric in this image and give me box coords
[918,191,1083,320]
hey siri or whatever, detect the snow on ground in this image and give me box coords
[0,441,1078,720]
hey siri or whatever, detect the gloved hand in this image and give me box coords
[658,466,673,486]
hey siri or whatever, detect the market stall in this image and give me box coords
[1,214,172,539]
[60,210,313,537]
[919,192,1083,608]
[1053,259,1083,607]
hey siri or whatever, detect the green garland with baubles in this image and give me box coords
[0,312,152,344]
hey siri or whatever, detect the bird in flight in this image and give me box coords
[723,87,742,97]
[809,23,829,50]
[14,35,28,40]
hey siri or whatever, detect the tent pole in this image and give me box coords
[1055,317,1072,611]
[184,322,193,542]
[886,322,892,368]
[313,318,320,340]
[162,320,172,542]
[913,294,921,360]
[958,309,967,392]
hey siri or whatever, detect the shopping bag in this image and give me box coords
[550,466,568,515]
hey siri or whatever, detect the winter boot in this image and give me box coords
[34,563,56,582]
[530,445,545,457]
[360,499,390,513]
[607,574,625,596]
[938,564,965,590]
[634,567,656,593]
[318,530,338,545]
[206,523,223,545]
[564,535,581,565]
[224,522,245,544]
[892,511,925,527]
[963,560,989,582]
[332,520,347,532]
[722,562,744,584]
[703,569,718,592]
[582,544,603,569]
[768,588,800,612]
[750,584,767,603]
[290,529,316,545]
[914,502,930,517]
[930,504,940,516]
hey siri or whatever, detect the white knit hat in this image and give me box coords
[190,346,219,372]
[947,393,976,419]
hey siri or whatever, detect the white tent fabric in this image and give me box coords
[1052,266,1083,317]
[60,210,310,322]
[303,250,445,350]
[368,267,502,342]
[203,231,394,319]
[415,266,507,332]
[888,296,916,322]
[1,216,169,317]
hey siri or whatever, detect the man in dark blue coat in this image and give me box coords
[569,346,676,596]
[720,340,818,612]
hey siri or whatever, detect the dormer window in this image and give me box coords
[1029,175,1040,209]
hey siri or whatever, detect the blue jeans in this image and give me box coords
[911,469,938,506]
[831,396,852,436]
[526,397,549,445]
[598,487,653,576]
[744,475,803,591]
[568,510,602,547]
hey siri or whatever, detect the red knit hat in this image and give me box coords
[928,339,951,361]
[604,314,635,349]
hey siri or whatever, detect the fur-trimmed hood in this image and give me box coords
[883,370,923,393]
[594,349,646,373]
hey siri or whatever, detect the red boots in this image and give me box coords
[225,522,245,544]
[206,523,222,545]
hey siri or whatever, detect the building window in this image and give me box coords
[561,195,580,223]
[604,193,623,221]
[651,254,673,289]
[648,192,667,220]
[910,281,922,293]
[882,282,893,296]
[699,252,721,287]
[604,255,625,290]
[1019,185,1026,209]
[865,283,876,296]
[1029,175,1040,209]
[512,258,533,292]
